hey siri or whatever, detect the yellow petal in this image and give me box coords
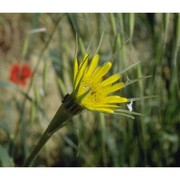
[73,58,78,82]
[86,106,115,113]
[90,66,102,79]
[92,62,112,82]
[86,54,99,77]
[98,62,112,78]
[74,58,88,89]
[79,54,88,68]
[83,54,89,60]
[103,82,125,94]
[93,104,119,109]
[101,74,120,86]
[94,107,114,113]
[103,96,128,103]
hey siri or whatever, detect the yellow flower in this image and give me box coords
[24,53,133,166]
[24,53,135,166]
[72,54,128,113]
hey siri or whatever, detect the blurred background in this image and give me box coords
[0,13,179,167]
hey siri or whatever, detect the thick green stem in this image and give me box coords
[24,103,72,167]
[23,94,83,167]
[23,127,51,167]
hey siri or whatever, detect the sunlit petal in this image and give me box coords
[74,58,88,89]
[73,58,78,82]
[103,96,128,103]
[101,74,120,86]
[86,54,99,77]
[92,62,112,82]
[102,82,125,95]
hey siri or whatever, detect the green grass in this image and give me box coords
[0,13,179,167]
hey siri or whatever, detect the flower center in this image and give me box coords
[81,77,104,104]
[17,71,24,79]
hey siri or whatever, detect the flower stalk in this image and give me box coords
[23,94,83,167]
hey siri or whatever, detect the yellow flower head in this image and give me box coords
[72,54,128,113]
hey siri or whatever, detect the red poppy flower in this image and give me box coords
[9,63,32,86]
